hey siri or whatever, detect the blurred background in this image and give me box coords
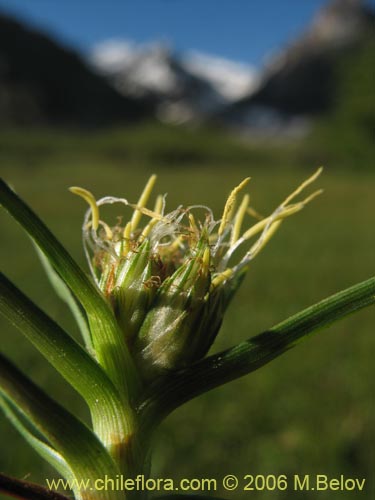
[0,0,374,498]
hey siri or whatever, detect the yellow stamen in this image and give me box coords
[153,194,164,214]
[188,213,200,245]
[122,221,132,256]
[100,221,113,240]
[202,247,210,269]
[246,206,264,221]
[130,174,157,232]
[128,203,168,223]
[248,220,282,259]
[242,216,276,242]
[69,187,99,231]
[299,189,324,205]
[241,179,323,243]
[242,205,299,242]
[188,213,198,234]
[210,268,233,290]
[231,194,250,246]
[140,195,164,239]
[168,234,185,252]
[282,167,323,207]
[218,177,250,236]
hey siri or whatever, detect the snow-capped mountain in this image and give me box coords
[90,40,258,123]
[180,51,259,101]
[91,41,182,97]
[217,0,374,135]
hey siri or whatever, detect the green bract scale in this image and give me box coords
[70,169,323,379]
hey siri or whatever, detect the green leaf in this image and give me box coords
[0,354,123,500]
[140,276,375,428]
[34,244,93,354]
[0,395,74,482]
[0,273,135,471]
[0,272,107,403]
[0,178,139,401]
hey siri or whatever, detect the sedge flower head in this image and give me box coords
[70,169,322,379]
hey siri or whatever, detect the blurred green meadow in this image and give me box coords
[0,123,374,500]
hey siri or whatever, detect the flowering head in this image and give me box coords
[70,169,322,379]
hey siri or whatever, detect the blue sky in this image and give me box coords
[0,0,374,66]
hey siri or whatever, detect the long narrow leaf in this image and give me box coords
[0,354,123,500]
[0,273,135,464]
[0,395,74,482]
[34,244,93,354]
[0,179,139,400]
[140,276,375,427]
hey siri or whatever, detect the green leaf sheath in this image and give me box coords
[0,179,139,400]
[0,472,70,500]
[140,276,375,427]
[0,354,123,500]
[0,272,134,456]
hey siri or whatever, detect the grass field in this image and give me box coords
[0,124,374,500]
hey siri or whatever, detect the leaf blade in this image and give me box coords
[0,273,136,470]
[0,354,123,500]
[0,179,139,400]
[34,244,93,354]
[0,395,74,482]
[141,276,375,427]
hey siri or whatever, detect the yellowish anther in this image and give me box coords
[246,206,264,221]
[202,246,210,269]
[188,213,200,242]
[69,187,99,231]
[218,177,250,236]
[300,189,324,205]
[241,173,323,243]
[188,213,198,232]
[241,205,301,242]
[169,234,185,252]
[153,194,164,215]
[247,220,282,259]
[282,167,323,207]
[101,221,113,240]
[130,174,157,232]
[122,221,132,256]
[231,193,250,246]
[123,220,132,239]
[128,203,169,222]
[210,268,233,290]
[242,218,267,242]
[140,195,164,239]
[242,207,300,242]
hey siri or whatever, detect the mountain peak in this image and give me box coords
[216,0,374,134]
[0,13,152,126]
[307,0,374,47]
[90,40,258,123]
